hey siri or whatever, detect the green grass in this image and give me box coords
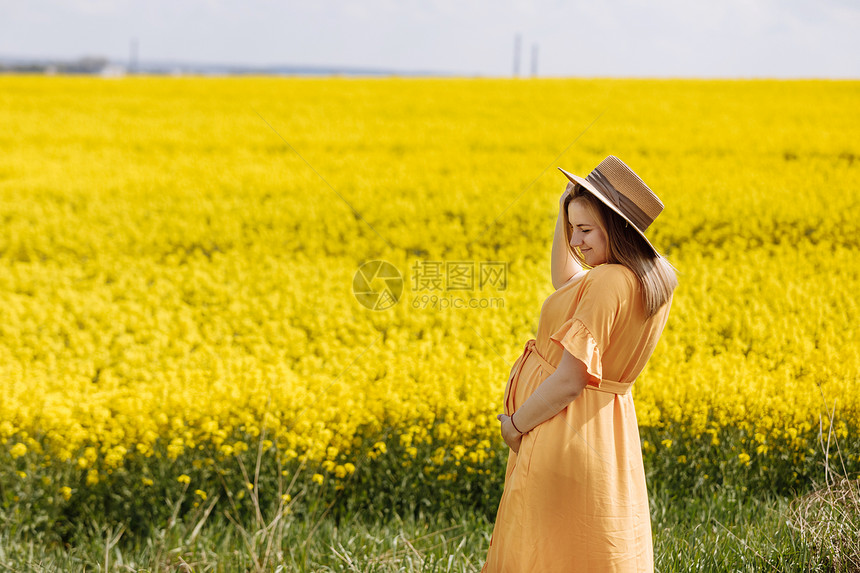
[2,479,858,572]
[2,423,857,571]
[2,429,858,571]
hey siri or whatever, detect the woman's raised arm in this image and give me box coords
[551,184,582,289]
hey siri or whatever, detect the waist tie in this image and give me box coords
[522,338,555,375]
[519,338,633,396]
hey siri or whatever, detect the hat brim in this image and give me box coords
[558,167,659,257]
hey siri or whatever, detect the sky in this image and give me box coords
[1,0,858,78]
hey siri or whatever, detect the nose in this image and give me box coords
[569,229,582,247]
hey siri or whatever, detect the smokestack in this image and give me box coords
[129,38,138,74]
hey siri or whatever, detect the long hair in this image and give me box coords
[564,185,677,318]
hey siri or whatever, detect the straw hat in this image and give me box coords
[558,156,664,255]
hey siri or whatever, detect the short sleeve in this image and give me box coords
[548,265,634,386]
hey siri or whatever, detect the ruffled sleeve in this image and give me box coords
[549,317,603,385]
[548,265,636,387]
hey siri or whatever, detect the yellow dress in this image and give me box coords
[482,264,672,573]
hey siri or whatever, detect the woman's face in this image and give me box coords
[567,198,608,266]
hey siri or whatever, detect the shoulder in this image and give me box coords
[584,264,637,293]
[569,265,640,327]
[578,265,640,310]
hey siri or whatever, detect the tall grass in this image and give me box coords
[1,404,857,571]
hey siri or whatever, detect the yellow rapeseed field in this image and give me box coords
[0,77,858,518]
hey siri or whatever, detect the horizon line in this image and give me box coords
[1,53,857,81]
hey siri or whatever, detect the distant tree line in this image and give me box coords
[0,56,109,74]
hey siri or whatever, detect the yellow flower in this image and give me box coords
[281,493,292,503]
[60,486,72,501]
[195,489,207,500]
[10,443,27,459]
[177,474,191,485]
[16,471,27,479]
[312,473,324,485]
[167,438,184,460]
[436,423,452,440]
[83,447,97,463]
[104,445,127,469]
[2,77,859,517]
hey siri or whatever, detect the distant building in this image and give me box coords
[100,64,126,78]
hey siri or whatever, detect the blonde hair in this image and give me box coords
[564,187,677,318]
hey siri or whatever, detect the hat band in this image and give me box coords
[585,169,653,232]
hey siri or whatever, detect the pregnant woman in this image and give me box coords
[482,156,677,572]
